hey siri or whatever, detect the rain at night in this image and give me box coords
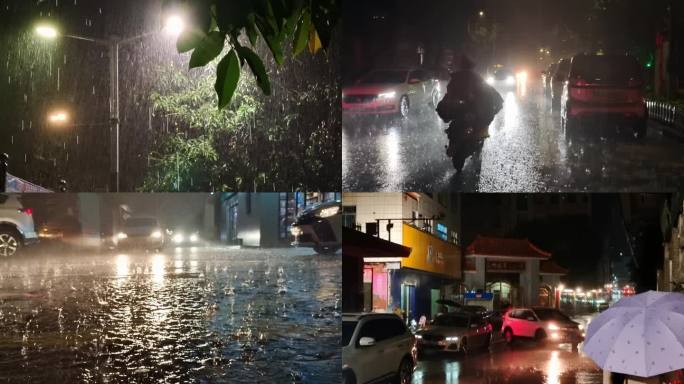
[0,192,342,382]
[342,192,684,384]
[341,0,684,192]
[0,0,341,193]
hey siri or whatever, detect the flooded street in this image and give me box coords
[0,246,341,383]
[342,87,684,192]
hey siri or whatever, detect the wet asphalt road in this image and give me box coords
[414,341,602,384]
[0,245,341,383]
[413,314,602,384]
[342,85,684,192]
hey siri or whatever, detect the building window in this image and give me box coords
[436,223,448,241]
[343,206,357,229]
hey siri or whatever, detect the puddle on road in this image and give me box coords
[0,248,341,383]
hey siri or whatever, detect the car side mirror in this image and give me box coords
[527,317,536,321]
[408,78,421,84]
[359,337,376,347]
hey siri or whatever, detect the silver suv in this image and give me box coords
[343,313,416,384]
[0,194,39,257]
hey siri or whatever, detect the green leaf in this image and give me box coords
[237,46,271,95]
[215,50,241,109]
[177,29,204,53]
[292,11,310,55]
[189,31,225,69]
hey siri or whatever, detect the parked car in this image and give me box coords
[551,58,571,107]
[561,53,647,139]
[343,313,416,384]
[416,312,492,354]
[501,307,583,351]
[113,216,164,250]
[0,194,39,257]
[542,63,558,96]
[290,200,341,255]
[485,68,517,90]
[342,68,441,118]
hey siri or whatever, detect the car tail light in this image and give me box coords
[570,77,589,87]
[19,208,33,216]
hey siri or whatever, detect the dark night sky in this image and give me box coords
[461,193,669,290]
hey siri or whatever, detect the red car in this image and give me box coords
[342,69,440,118]
[501,307,584,351]
[560,54,647,139]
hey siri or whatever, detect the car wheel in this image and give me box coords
[395,357,413,384]
[0,229,21,257]
[503,328,514,344]
[399,96,410,119]
[534,329,547,343]
[342,369,356,384]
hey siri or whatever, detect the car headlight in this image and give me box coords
[290,226,303,236]
[189,234,198,242]
[116,232,128,240]
[445,336,459,342]
[415,334,422,339]
[317,206,340,218]
[150,231,162,239]
[378,91,396,99]
[578,323,584,331]
[486,76,495,85]
[173,233,184,244]
[506,76,515,85]
[547,323,560,331]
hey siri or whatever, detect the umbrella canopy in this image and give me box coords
[583,291,684,377]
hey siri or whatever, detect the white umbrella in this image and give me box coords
[583,290,684,377]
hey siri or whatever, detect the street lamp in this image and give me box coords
[34,14,184,192]
[47,110,69,126]
[478,10,485,17]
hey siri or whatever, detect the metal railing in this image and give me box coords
[646,100,684,134]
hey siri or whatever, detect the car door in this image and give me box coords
[519,310,538,337]
[355,318,406,382]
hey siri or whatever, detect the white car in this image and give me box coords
[501,307,584,351]
[343,313,416,384]
[113,216,164,250]
[0,194,39,257]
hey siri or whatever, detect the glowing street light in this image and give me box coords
[478,10,485,17]
[163,15,185,36]
[35,24,59,39]
[47,110,69,125]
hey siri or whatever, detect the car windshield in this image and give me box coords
[342,321,357,346]
[125,218,157,228]
[534,308,571,322]
[359,70,407,84]
[494,69,513,79]
[571,55,642,82]
[434,315,469,327]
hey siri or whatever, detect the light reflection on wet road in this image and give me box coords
[0,246,340,383]
[342,87,684,192]
[414,339,602,384]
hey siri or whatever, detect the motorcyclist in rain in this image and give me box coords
[437,55,503,171]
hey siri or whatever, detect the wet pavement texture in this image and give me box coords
[0,246,340,383]
[342,87,684,192]
[414,338,602,384]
